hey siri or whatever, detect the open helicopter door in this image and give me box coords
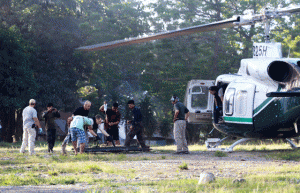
[223,83,256,125]
[184,80,214,124]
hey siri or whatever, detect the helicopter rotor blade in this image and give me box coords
[76,5,300,51]
[76,17,240,51]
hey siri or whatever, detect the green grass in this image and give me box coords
[1,140,300,192]
[265,149,300,161]
[214,150,227,157]
[178,162,188,170]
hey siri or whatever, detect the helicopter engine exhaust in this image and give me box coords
[267,61,292,83]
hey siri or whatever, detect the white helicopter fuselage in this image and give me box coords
[185,42,300,139]
[213,42,300,138]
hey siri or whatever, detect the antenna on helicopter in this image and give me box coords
[263,9,271,43]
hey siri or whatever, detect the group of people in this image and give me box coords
[19,85,227,155]
[20,99,151,155]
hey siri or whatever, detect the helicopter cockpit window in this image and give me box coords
[224,88,235,116]
[235,90,247,116]
[191,86,208,109]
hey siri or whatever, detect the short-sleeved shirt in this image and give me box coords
[70,116,92,131]
[174,102,189,120]
[73,107,89,117]
[22,106,38,128]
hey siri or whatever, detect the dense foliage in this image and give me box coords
[1,0,300,142]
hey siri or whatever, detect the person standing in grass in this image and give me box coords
[20,99,43,155]
[42,103,60,153]
[99,102,121,145]
[170,95,190,154]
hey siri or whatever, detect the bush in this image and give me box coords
[179,162,188,170]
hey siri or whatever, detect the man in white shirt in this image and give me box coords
[20,99,42,155]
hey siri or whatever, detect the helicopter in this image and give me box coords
[77,5,300,151]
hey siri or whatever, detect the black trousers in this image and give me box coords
[107,125,119,140]
[47,129,56,152]
[125,124,146,148]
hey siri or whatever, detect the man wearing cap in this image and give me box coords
[171,95,190,154]
[42,103,61,153]
[20,99,43,155]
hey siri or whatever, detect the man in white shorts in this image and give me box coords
[20,99,43,155]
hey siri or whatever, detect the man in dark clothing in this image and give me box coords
[124,100,148,150]
[99,102,121,145]
[42,103,60,153]
[209,86,223,123]
[73,100,91,117]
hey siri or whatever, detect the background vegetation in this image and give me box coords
[1,0,300,142]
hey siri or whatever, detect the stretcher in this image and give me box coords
[83,146,151,153]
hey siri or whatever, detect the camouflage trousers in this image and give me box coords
[174,120,188,152]
[20,127,36,155]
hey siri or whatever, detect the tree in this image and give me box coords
[139,95,157,138]
[159,118,172,139]
[0,27,38,142]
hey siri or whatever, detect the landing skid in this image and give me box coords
[81,146,151,153]
[205,137,299,152]
[284,138,299,149]
[205,138,253,152]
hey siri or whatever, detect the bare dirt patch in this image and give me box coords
[0,150,298,193]
[107,150,298,182]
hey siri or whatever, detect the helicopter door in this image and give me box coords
[223,83,256,125]
[184,80,214,124]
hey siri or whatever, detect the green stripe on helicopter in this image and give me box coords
[223,117,253,123]
[253,97,273,115]
[253,85,282,116]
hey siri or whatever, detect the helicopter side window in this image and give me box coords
[192,86,202,93]
[191,86,208,109]
[224,88,235,116]
[235,90,247,116]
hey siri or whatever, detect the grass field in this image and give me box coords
[0,140,299,192]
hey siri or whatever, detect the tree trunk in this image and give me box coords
[6,108,15,143]
[15,109,23,142]
[0,108,8,142]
